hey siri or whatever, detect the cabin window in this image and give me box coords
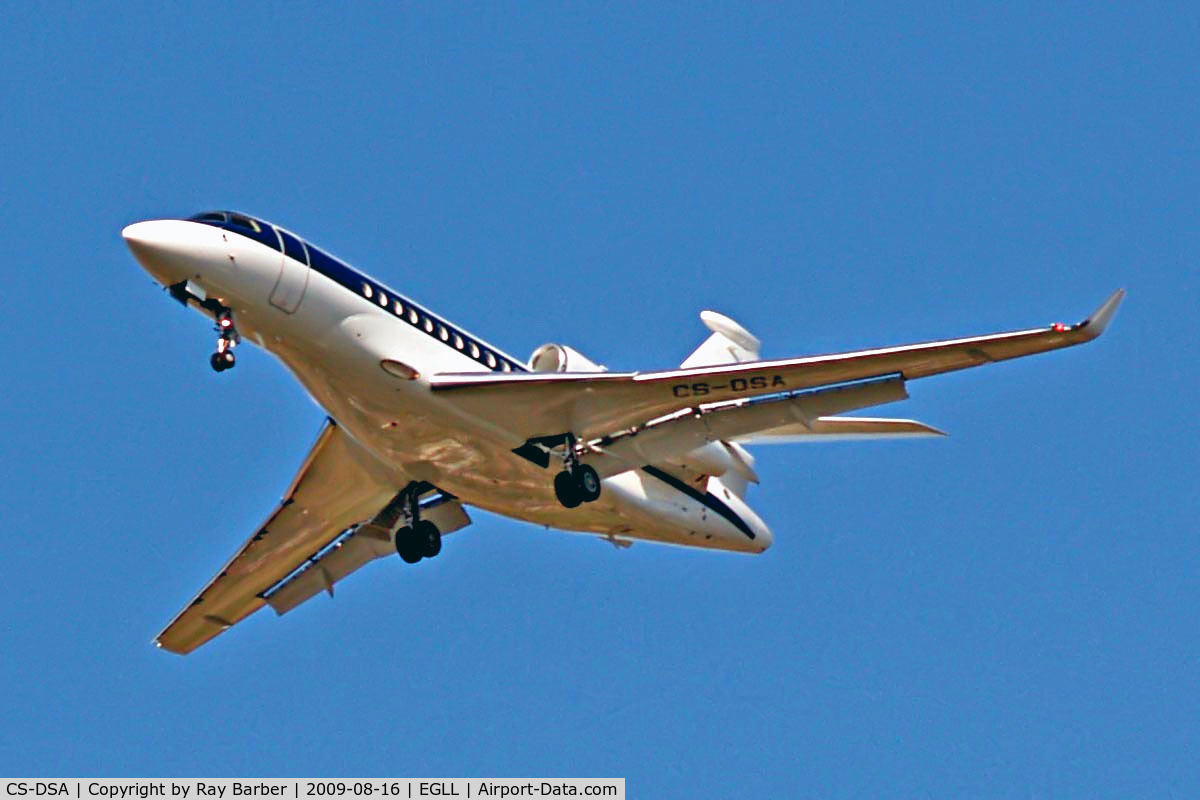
[453,334,464,350]
[407,308,419,324]
[378,292,388,307]
[423,317,435,333]
[501,361,513,372]
[437,324,449,342]
[485,352,497,368]
[362,283,373,299]
[393,300,404,316]
[469,342,480,359]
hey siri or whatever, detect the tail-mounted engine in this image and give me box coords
[528,343,606,373]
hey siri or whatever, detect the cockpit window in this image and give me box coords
[277,228,309,265]
[187,210,283,254]
[229,213,261,232]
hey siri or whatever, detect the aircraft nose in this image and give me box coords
[122,220,178,261]
[122,219,219,284]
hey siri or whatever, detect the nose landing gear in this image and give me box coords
[210,349,235,371]
[210,311,240,372]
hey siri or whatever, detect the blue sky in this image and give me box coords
[1,2,1196,795]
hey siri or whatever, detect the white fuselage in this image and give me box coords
[124,217,773,554]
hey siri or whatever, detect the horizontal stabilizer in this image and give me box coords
[736,416,946,444]
[583,376,909,478]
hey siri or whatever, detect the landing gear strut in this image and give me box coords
[210,309,240,372]
[553,434,602,508]
[392,484,442,564]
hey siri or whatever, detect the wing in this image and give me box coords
[155,419,397,655]
[430,290,1124,443]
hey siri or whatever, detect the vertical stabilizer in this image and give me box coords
[680,310,761,368]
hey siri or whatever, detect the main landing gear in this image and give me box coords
[210,310,240,372]
[553,435,602,509]
[392,484,442,564]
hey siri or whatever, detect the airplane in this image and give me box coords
[123,211,1124,654]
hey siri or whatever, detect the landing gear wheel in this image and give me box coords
[576,464,602,503]
[415,519,442,558]
[210,350,236,372]
[209,309,240,372]
[394,527,423,563]
[554,470,582,508]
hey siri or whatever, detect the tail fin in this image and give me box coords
[680,310,761,368]
[680,312,761,498]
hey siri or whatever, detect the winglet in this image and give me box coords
[1078,288,1126,339]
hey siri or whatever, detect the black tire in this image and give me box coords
[576,464,601,502]
[210,352,226,372]
[554,470,582,508]
[222,351,236,368]
[416,519,441,558]
[394,527,423,563]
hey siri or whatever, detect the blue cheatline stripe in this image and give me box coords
[301,243,529,374]
[193,212,528,375]
[640,465,756,540]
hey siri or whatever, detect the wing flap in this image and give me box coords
[155,420,396,655]
[263,498,472,616]
[736,416,947,444]
[261,531,391,616]
[584,375,909,477]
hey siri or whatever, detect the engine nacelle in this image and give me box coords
[674,441,737,477]
[528,343,606,373]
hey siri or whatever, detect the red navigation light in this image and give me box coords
[1051,322,1067,332]
[220,317,233,328]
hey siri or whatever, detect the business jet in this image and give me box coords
[123,211,1123,654]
